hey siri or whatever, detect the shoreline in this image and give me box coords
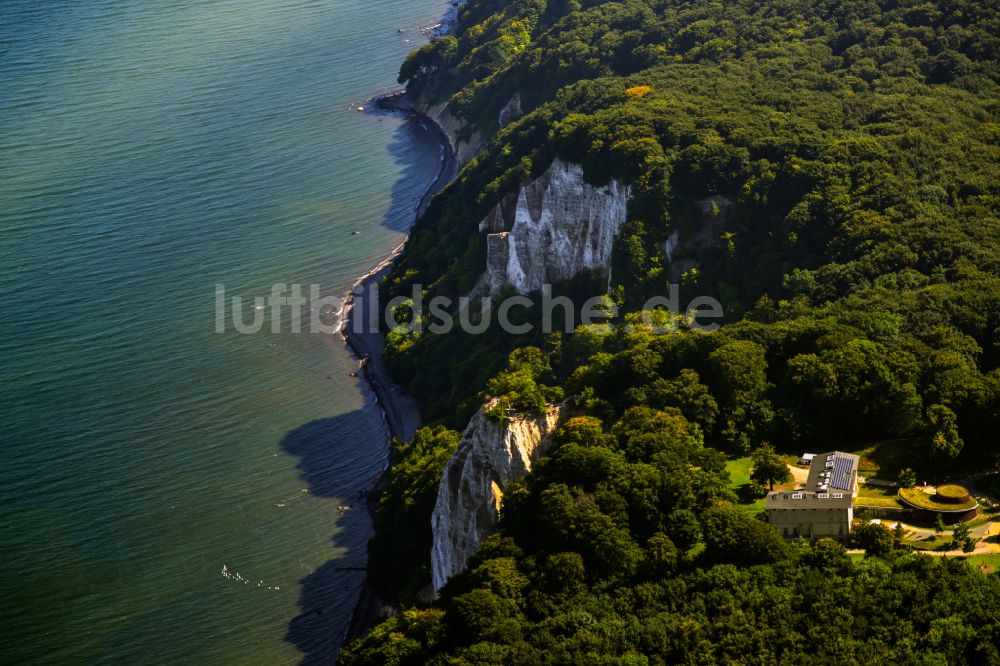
[338,89,458,648]
[341,88,456,443]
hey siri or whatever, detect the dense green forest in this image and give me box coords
[347,411,1000,662]
[383,0,999,428]
[348,0,1000,662]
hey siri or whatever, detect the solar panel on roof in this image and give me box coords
[831,454,855,490]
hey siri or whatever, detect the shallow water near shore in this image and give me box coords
[0,0,448,662]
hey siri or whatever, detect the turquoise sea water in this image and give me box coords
[0,0,448,662]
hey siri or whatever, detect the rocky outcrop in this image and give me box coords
[665,195,732,279]
[430,402,562,593]
[498,92,523,128]
[478,190,518,235]
[477,159,632,295]
[420,100,484,166]
[374,91,483,167]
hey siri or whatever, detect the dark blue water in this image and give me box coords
[0,0,447,662]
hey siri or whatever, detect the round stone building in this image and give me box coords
[897,484,979,525]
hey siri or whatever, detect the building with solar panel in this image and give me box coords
[766,451,860,541]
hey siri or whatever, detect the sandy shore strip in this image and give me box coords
[342,255,421,444]
[338,90,457,649]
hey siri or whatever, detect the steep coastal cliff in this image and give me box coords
[430,401,562,592]
[342,0,1000,660]
[477,159,632,295]
[419,99,483,166]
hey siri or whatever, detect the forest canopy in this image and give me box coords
[383,0,1000,445]
[348,0,1000,662]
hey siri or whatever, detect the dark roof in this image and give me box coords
[766,451,859,511]
[766,490,853,510]
[805,451,859,493]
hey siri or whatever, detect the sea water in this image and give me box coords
[0,0,448,662]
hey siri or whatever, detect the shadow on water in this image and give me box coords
[280,407,389,665]
[379,111,456,234]
[283,112,450,664]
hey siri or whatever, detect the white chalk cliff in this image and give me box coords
[430,401,562,592]
[477,159,632,294]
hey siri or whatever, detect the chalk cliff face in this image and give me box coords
[498,92,523,127]
[430,402,562,593]
[420,100,484,166]
[478,159,632,294]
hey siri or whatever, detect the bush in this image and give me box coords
[897,468,917,488]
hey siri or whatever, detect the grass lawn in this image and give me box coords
[957,553,1000,573]
[727,456,753,486]
[899,486,978,511]
[726,457,766,514]
[857,486,897,497]
[856,496,905,508]
[902,534,954,550]
[854,485,904,509]
[964,513,991,530]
